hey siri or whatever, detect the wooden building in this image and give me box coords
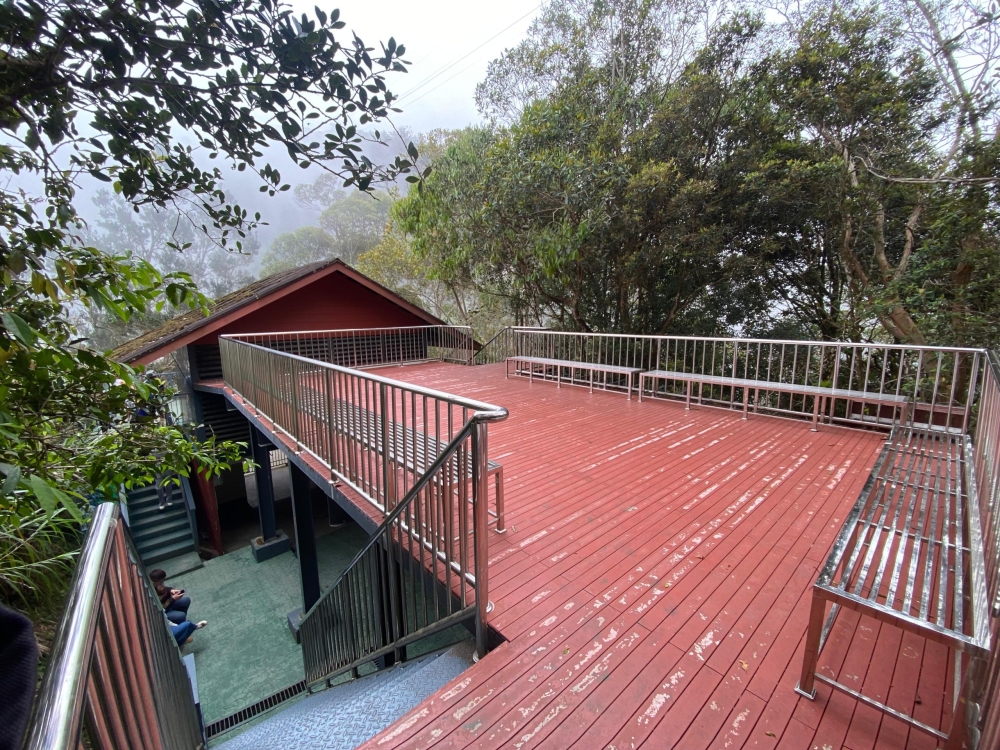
[113,259,449,556]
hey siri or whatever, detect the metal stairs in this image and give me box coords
[212,640,476,750]
[125,479,200,568]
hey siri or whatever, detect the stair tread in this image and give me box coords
[214,642,475,750]
[132,517,191,540]
[140,540,197,565]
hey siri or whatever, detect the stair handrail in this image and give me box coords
[299,414,497,686]
[473,327,512,365]
[24,502,202,750]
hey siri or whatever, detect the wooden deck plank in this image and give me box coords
[327,362,955,750]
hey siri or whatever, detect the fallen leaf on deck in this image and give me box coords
[740,660,749,671]
[765,731,776,737]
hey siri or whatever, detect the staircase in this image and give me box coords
[213,641,476,749]
[126,479,200,568]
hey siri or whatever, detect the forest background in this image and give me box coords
[96,0,1000,352]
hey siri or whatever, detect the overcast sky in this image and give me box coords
[289,1,542,133]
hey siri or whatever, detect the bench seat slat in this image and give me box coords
[640,369,909,403]
[507,355,642,375]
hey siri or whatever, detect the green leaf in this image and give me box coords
[2,312,38,347]
[0,463,21,496]
[29,475,58,517]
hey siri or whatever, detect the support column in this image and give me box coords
[249,425,290,563]
[287,462,320,642]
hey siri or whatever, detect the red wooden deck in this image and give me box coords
[350,362,954,750]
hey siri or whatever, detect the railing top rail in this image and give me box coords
[24,502,118,750]
[221,336,507,420]
[222,324,472,339]
[508,327,986,355]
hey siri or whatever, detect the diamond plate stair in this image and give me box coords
[213,640,476,749]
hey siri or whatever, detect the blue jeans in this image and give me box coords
[171,620,197,645]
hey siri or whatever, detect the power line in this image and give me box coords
[396,4,541,102]
[403,58,489,108]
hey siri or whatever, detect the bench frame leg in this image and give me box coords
[795,590,828,700]
[685,380,692,411]
[493,469,505,534]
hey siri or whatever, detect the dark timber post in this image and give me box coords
[291,463,321,611]
[252,425,277,540]
[249,425,290,563]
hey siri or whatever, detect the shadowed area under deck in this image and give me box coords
[346,361,953,750]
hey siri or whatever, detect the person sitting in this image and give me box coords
[150,569,191,624]
[169,618,207,647]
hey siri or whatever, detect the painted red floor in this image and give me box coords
[326,362,956,750]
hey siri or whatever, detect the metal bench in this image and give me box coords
[505,355,643,399]
[638,370,910,431]
[796,427,989,745]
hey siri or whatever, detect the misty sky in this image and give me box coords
[289,1,542,133]
[8,2,544,268]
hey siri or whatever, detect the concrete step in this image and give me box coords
[131,515,191,545]
[213,641,476,750]
[127,481,196,569]
[139,538,198,566]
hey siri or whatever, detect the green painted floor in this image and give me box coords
[169,524,370,725]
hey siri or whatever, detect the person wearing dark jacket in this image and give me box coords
[0,604,39,750]
[150,568,191,624]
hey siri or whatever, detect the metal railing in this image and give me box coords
[971,351,1000,747]
[219,335,506,517]
[228,325,475,369]
[300,418,493,685]
[473,327,514,366]
[219,335,507,678]
[486,327,983,432]
[24,502,202,750]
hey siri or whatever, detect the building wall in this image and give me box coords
[190,272,428,345]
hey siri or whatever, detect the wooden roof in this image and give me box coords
[112,259,446,365]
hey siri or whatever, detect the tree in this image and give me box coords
[0,0,417,601]
[759,4,1000,346]
[80,190,259,350]
[318,190,391,263]
[259,226,339,277]
[476,0,725,125]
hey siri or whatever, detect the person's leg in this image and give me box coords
[166,610,186,625]
[171,620,197,646]
[170,595,191,616]
[156,474,169,510]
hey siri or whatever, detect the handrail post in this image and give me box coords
[472,419,490,659]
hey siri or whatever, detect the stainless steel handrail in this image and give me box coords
[221,337,501,416]
[299,418,492,683]
[24,502,202,750]
[507,327,986,353]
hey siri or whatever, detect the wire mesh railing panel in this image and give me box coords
[228,325,474,370]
